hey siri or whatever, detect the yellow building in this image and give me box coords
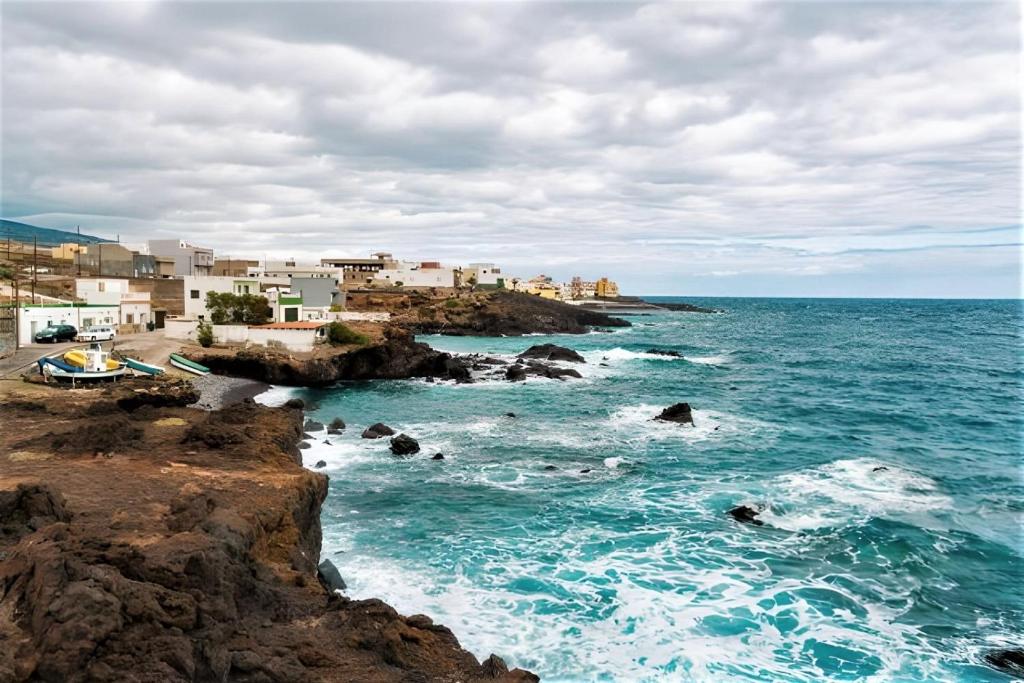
[527,283,560,299]
[595,277,620,298]
[51,243,85,260]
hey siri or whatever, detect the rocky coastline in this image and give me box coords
[0,378,537,682]
[402,290,631,336]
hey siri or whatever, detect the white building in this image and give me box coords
[374,261,456,288]
[75,278,153,327]
[183,276,261,320]
[146,239,215,276]
[462,263,505,288]
[17,303,120,346]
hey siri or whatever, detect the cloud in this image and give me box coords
[0,0,1019,297]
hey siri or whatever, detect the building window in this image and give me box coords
[126,313,134,324]
[190,290,200,299]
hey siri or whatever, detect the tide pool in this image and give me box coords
[261,298,1022,682]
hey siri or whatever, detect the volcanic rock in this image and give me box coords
[646,348,682,357]
[303,419,324,431]
[328,417,346,433]
[283,398,305,409]
[985,649,1024,676]
[432,453,445,460]
[728,505,764,526]
[655,402,694,425]
[505,366,527,382]
[390,434,421,456]
[518,343,586,363]
[362,423,395,439]
[317,558,347,592]
[314,460,327,469]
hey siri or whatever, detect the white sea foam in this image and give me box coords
[254,384,298,407]
[686,354,728,365]
[584,347,682,363]
[605,403,756,444]
[760,458,954,531]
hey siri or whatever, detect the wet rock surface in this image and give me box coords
[362,423,396,439]
[390,434,421,456]
[0,380,536,683]
[655,402,694,425]
[517,343,586,363]
[728,505,765,526]
[985,649,1024,676]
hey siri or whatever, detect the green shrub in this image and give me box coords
[444,298,460,309]
[326,322,369,346]
[196,321,214,348]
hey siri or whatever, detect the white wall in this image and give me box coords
[164,319,323,352]
[374,264,456,287]
[18,305,119,345]
[247,327,321,352]
[120,302,152,326]
[76,278,128,306]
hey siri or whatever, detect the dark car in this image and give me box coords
[34,324,77,343]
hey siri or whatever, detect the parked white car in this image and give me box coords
[77,325,116,342]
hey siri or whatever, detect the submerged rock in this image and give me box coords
[872,466,889,472]
[314,460,327,469]
[318,559,347,592]
[303,419,324,431]
[985,649,1024,676]
[505,412,516,418]
[544,465,557,471]
[298,441,311,450]
[362,423,395,439]
[645,348,682,357]
[327,417,346,434]
[518,343,586,363]
[390,434,421,456]
[728,505,764,526]
[432,453,445,460]
[655,402,694,425]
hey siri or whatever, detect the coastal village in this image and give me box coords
[0,223,622,359]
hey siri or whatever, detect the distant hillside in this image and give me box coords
[0,219,112,248]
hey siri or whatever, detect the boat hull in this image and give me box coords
[169,353,210,376]
[125,358,165,375]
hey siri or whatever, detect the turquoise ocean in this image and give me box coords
[259,298,1022,682]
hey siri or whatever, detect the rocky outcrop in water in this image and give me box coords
[728,505,765,526]
[655,402,694,425]
[0,381,537,683]
[390,434,421,456]
[518,344,586,363]
[985,649,1024,676]
[188,327,472,388]
[362,423,396,439]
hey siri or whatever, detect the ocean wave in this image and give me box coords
[758,458,954,531]
[254,385,299,407]
[685,354,729,366]
[583,348,682,363]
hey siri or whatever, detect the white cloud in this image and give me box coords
[0,1,1019,297]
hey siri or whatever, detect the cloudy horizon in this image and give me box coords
[1,1,1020,298]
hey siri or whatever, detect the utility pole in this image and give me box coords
[31,236,37,304]
[13,277,19,350]
[77,226,82,277]
[99,244,103,277]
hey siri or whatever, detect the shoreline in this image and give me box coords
[0,375,538,682]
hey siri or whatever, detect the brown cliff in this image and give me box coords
[0,381,536,683]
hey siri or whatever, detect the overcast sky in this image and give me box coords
[1,1,1020,297]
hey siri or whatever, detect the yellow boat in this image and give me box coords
[63,349,121,371]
